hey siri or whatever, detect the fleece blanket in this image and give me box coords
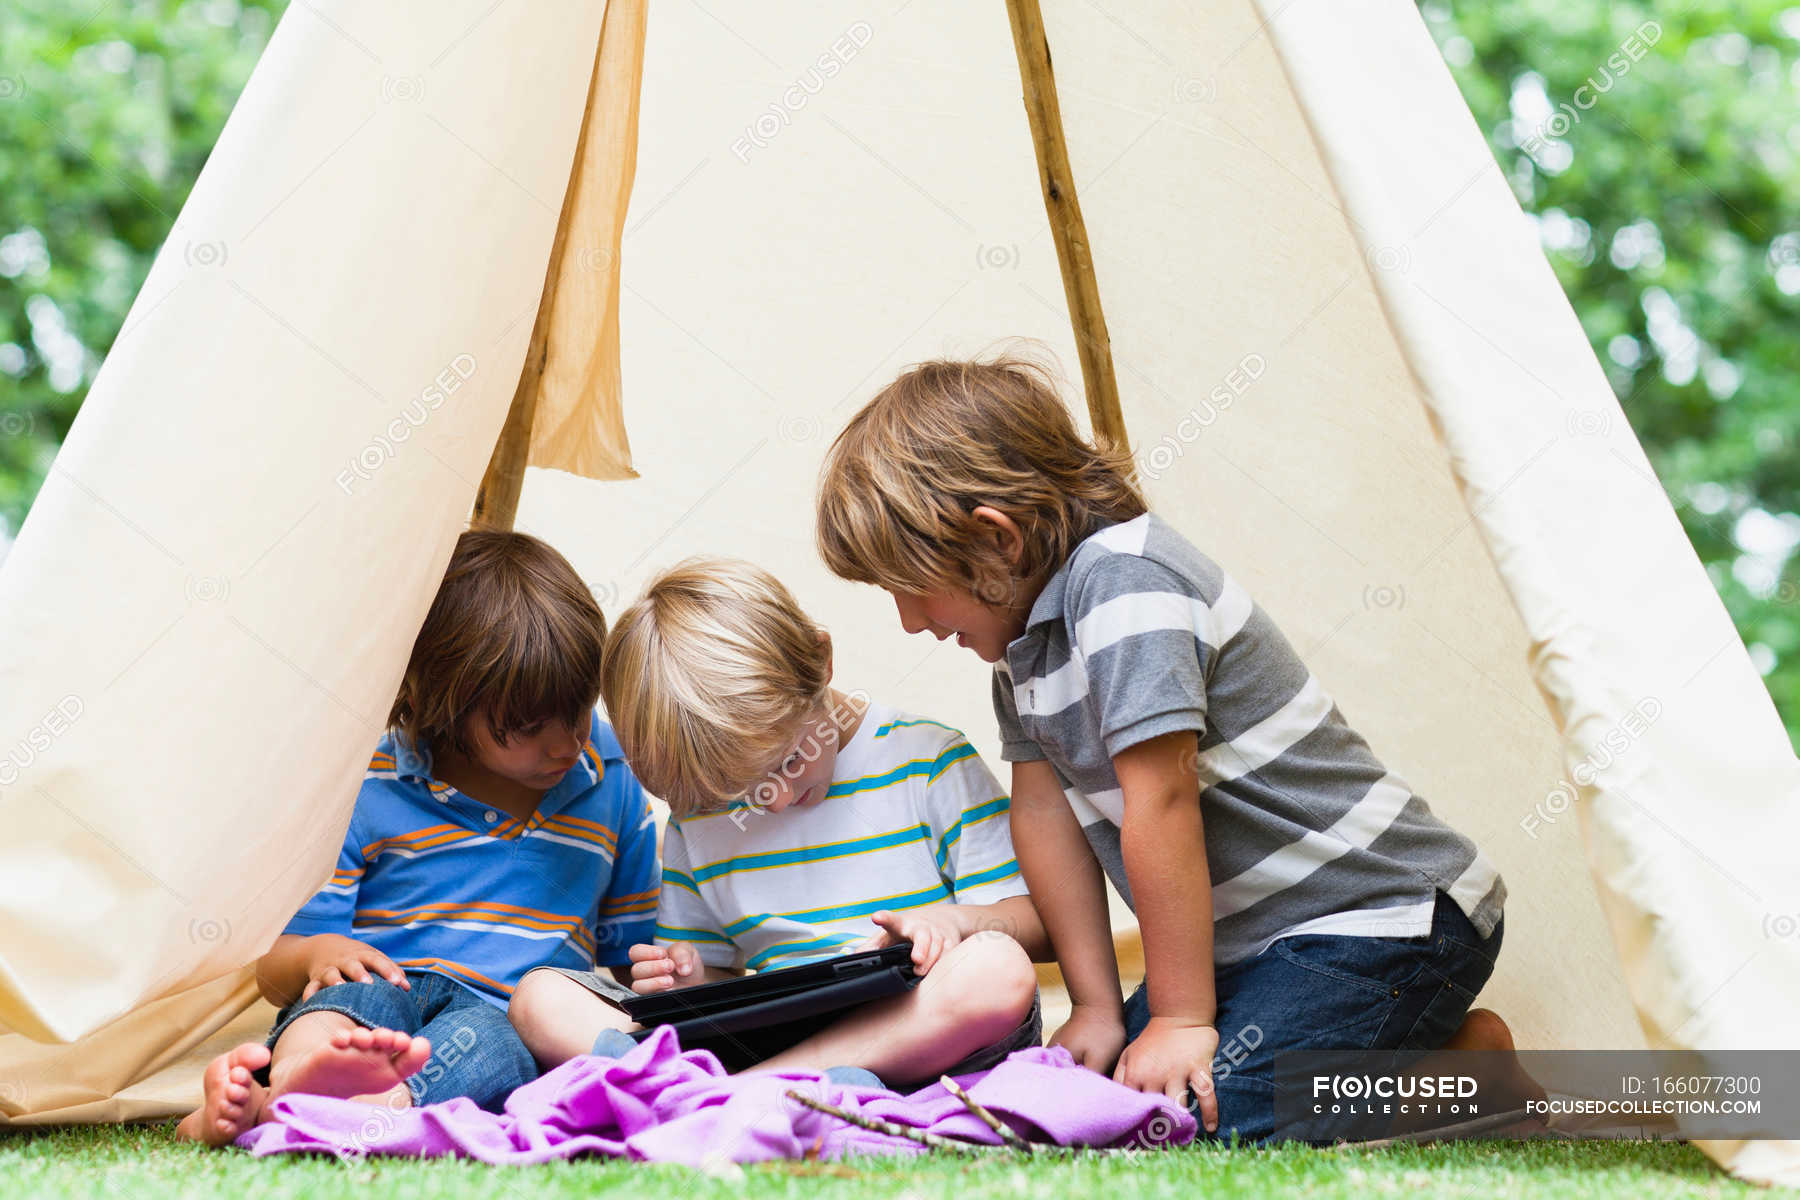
[234,1025,1194,1163]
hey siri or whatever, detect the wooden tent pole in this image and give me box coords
[1004,0,1129,450]
[472,33,608,530]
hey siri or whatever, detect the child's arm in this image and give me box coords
[255,933,410,1006]
[862,893,1047,974]
[1113,731,1219,1132]
[1010,758,1127,1074]
[625,941,741,992]
[877,728,1050,971]
[258,804,407,1007]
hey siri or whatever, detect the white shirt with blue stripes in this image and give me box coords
[655,700,1028,971]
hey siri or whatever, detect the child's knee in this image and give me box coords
[934,933,1036,1027]
[420,1002,537,1107]
[282,976,415,1031]
[505,969,562,1041]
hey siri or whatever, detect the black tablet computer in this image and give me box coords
[623,941,917,1025]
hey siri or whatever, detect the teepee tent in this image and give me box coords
[1,0,1795,1183]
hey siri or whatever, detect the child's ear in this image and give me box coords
[816,629,834,684]
[971,505,1026,568]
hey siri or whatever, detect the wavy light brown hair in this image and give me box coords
[389,530,607,758]
[816,352,1145,603]
[600,558,831,817]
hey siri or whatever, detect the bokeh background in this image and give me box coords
[2,0,1797,744]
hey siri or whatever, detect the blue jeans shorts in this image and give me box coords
[1123,892,1502,1144]
[263,970,538,1111]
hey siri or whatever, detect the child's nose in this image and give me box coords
[893,593,926,635]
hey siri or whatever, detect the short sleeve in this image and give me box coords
[1071,553,1211,758]
[991,666,1047,763]
[282,809,366,937]
[924,735,1028,903]
[592,777,661,966]
[653,820,739,969]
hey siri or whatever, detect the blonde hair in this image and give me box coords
[391,530,607,758]
[816,351,1145,601]
[600,558,831,817]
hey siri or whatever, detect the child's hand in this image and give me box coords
[1113,1016,1220,1133]
[627,942,703,993]
[1049,1003,1127,1074]
[861,907,967,974]
[301,934,409,1001]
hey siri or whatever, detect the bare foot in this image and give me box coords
[267,1026,432,1106]
[1446,1007,1515,1051]
[175,1042,272,1147]
[1446,1008,1547,1108]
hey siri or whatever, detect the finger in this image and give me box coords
[344,960,372,984]
[1192,1072,1219,1133]
[302,979,319,1001]
[870,910,899,934]
[630,960,674,981]
[627,943,663,962]
[369,953,408,988]
[317,966,345,994]
[632,975,673,995]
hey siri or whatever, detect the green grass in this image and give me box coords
[1,1123,1788,1200]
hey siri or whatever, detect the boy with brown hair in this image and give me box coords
[506,557,1048,1088]
[816,353,1514,1141]
[178,530,658,1145]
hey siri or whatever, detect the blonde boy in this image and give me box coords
[507,559,1048,1087]
[815,354,1515,1141]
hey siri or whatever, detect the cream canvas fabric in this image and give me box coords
[0,0,623,1119]
[1,0,1794,1184]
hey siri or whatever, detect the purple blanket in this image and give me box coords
[235,1025,1194,1163]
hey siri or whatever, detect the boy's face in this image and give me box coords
[745,701,847,814]
[465,713,587,791]
[890,589,1025,664]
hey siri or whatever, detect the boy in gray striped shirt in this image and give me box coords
[818,355,1515,1141]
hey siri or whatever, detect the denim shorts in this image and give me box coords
[1123,891,1502,1144]
[262,970,538,1111]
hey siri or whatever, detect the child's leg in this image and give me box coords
[749,931,1037,1088]
[176,978,428,1147]
[411,993,539,1111]
[266,1012,430,1108]
[1121,893,1509,1144]
[508,968,638,1070]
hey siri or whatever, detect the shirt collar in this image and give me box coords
[386,712,623,794]
[1023,557,1072,631]
[1021,515,1149,633]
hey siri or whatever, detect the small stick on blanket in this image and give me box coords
[938,1075,1036,1153]
[784,1089,997,1155]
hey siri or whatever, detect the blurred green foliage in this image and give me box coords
[0,0,283,521]
[1423,0,1800,744]
[0,1,1797,742]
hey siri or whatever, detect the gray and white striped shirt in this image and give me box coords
[994,513,1504,964]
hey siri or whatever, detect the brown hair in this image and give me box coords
[389,529,607,758]
[600,558,830,817]
[816,351,1145,602]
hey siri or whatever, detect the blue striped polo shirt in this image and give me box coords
[655,700,1028,971]
[284,709,660,1008]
